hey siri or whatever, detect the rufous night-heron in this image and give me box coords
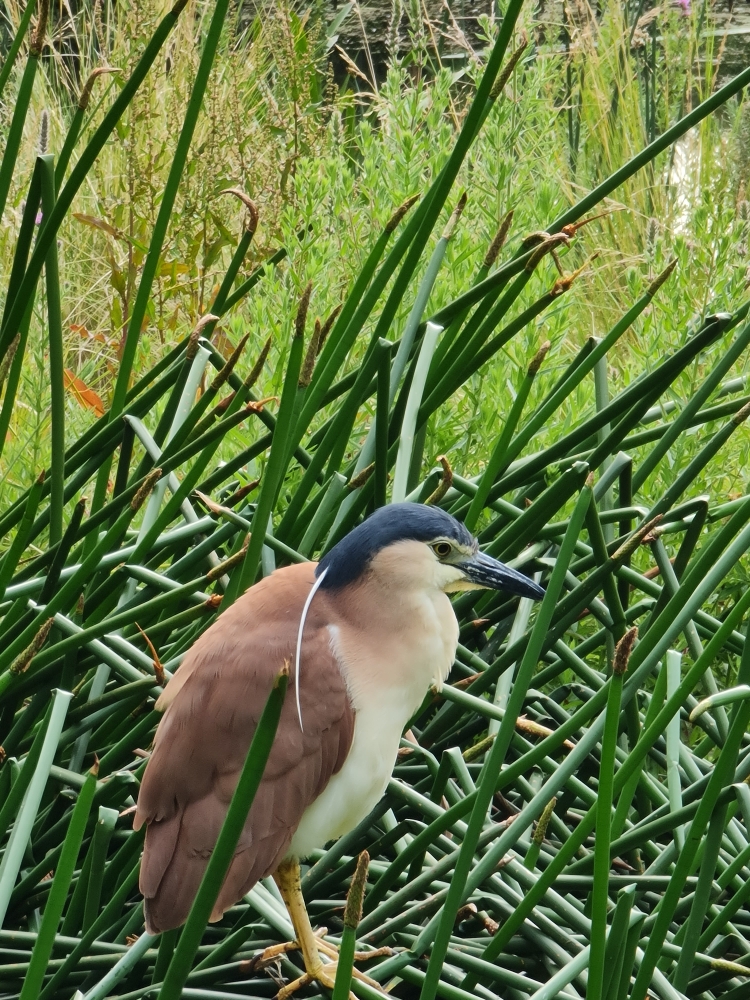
[134,502,544,994]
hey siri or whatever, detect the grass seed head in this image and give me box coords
[527,340,551,377]
[317,304,343,356]
[210,333,249,391]
[532,797,557,844]
[347,463,375,491]
[299,319,322,388]
[244,336,272,391]
[489,33,528,100]
[344,851,370,929]
[78,67,120,111]
[30,0,49,56]
[294,282,313,340]
[131,468,163,510]
[483,210,514,269]
[10,618,54,675]
[647,259,678,296]
[613,626,639,675]
[386,194,420,233]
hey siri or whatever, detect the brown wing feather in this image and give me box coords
[134,563,354,934]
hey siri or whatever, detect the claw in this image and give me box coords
[270,938,394,998]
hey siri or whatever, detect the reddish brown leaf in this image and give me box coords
[211,328,236,360]
[73,213,120,239]
[63,369,105,417]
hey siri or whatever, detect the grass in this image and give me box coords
[2,0,750,509]
[4,3,750,1000]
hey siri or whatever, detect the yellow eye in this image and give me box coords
[432,541,452,559]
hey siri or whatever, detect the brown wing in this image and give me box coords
[134,562,355,934]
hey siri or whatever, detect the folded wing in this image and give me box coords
[134,563,355,934]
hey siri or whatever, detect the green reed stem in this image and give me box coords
[18,765,97,1000]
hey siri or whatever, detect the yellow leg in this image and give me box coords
[271,858,392,1000]
[274,858,333,988]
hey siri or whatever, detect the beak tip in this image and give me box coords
[461,553,544,599]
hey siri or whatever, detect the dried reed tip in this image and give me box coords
[442,192,468,241]
[386,194,420,233]
[532,797,557,845]
[344,851,370,929]
[89,755,100,778]
[527,340,551,377]
[211,333,249,391]
[189,314,220,357]
[317,304,342,356]
[10,618,54,675]
[278,659,291,683]
[525,233,571,273]
[551,253,599,296]
[647,259,678,297]
[30,0,49,56]
[0,333,21,389]
[0,746,6,766]
[38,110,49,156]
[207,540,248,581]
[194,489,224,515]
[733,400,750,425]
[244,337,272,392]
[224,480,260,508]
[78,67,119,111]
[135,623,164,686]
[613,515,662,561]
[294,282,313,340]
[455,903,478,926]
[483,210,514,269]
[426,455,453,506]
[585,472,595,488]
[220,188,259,235]
[186,330,201,360]
[205,594,223,609]
[560,208,624,239]
[243,395,276,415]
[299,319,321,388]
[489,33,528,100]
[347,463,375,491]
[131,468,162,511]
[35,468,46,485]
[613,626,638,676]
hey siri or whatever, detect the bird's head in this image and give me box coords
[316,503,544,600]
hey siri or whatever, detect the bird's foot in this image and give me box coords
[273,939,394,999]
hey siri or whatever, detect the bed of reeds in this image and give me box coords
[5,2,750,1000]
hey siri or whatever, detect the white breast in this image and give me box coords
[287,553,458,859]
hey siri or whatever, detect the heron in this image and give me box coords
[134,502,544,994]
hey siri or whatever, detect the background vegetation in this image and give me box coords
[4,4,750,1000]
[2,0,750,506]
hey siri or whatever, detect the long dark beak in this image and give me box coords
[456,551,545,600]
